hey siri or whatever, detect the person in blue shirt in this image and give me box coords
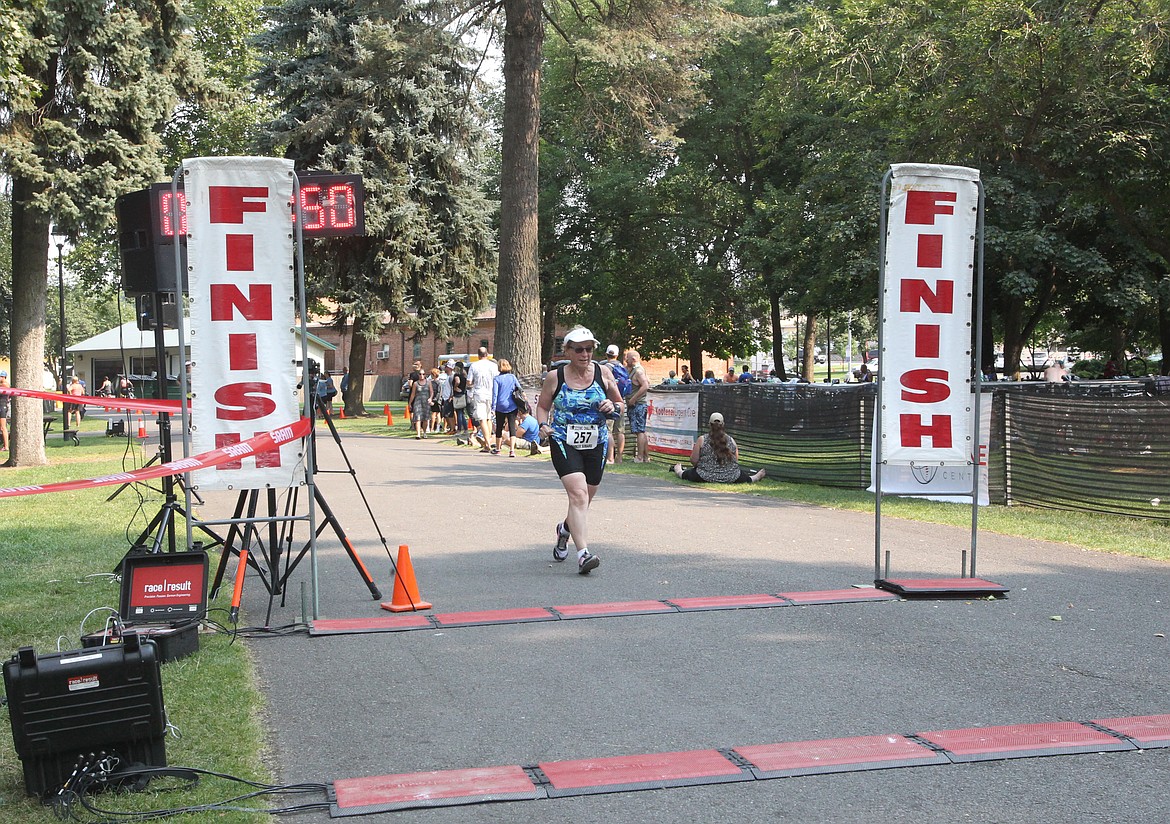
[514,412,543,455]
[737,365,753,383]
[701,370,718,385]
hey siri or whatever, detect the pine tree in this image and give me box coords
[255,0,497,408]
[0,0,189,466]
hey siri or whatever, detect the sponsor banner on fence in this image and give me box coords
[880,163,980,466]
[185,157,301,491]
[646,391,699,456]
[870,399,990,505]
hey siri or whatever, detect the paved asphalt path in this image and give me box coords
[217,427,1170,823]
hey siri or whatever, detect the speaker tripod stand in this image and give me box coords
[209,396,393,626]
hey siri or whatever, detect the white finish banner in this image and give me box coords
[871,398,990,505]
[185,157,303,490]
[880,163,980,465]
[646,391,699,456]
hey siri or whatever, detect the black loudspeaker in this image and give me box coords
[3,633,167,796]
[115,185,185,296]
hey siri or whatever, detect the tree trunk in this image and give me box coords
[802,313,818,381]
[8,176,50,467]
[687,333,703,382]
[345,329,368,416]
[1159,292,1170,377]
[496,0,544,377]
[770,292,787,381]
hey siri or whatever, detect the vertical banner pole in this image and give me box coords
[874,169,893,582]
[969,181,987,577]
[171,168,193,553]
[293,172,321,620]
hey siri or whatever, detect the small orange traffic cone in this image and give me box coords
[385,404,394,426]
[339,406,346,419]
[381,545,432,613]
[136,413,147,439]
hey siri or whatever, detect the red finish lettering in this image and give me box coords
[215,433,243,470]
[228,333,259,371]
[225,234,254,271]
[914,324,941,359]
[916,234,943,268]
[900,368,951,403]
[254,433,283,468]
[900,279,954,314]
[905,190,956,224]
[214,382,276,421]
[209,186,268,224]
[210,284,273,322]
[899,414,953,448]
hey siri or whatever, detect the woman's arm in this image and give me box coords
[690,435,703,466]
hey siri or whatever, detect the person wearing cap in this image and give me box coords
[0,370,9,452]
[624,349,651,462]
[602,344,628,464]
[671,412,765,484]
[536,326,624,575]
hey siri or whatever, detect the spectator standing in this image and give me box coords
[491,358,522,456]
[439,360,456,433]
[1044,359,1068,383]
[535,326,623,575]
[66,376,85,428]
[602,344,631,464]
[316,370,338,413]
[408,368,430,439]
[428,367,444,432]
[467,346,499,453]
[451,361,473,445]
[680,365,696,384]
[701,370,718,385]
[662,370,679,386]
[624,349,650,462]
[670,412,765,484]
[737,364,753,383]
[723,367,736,383]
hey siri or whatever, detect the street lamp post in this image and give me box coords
[56,239,68,440]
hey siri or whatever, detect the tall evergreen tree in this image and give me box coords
[255,0,497,411]
[0,0,189,466]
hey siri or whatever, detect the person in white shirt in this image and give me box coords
[467,346,499,452]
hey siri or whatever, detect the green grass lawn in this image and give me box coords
[0,437,273,823]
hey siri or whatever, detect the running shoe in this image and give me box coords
[553,522,570,562]
[578,551,600,575]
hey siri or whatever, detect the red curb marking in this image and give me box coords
[311,614,432,634]
[1092,714,1170,747]
[919,721,1130,760]
[778,588,899,604]
[553,600,675,618]
[539,749,744,791]
[433,607,555,627]
[334,765,536,809]
[670,594,787,611]
[735,734,946,776]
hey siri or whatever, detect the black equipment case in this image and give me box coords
[3,632,167,796]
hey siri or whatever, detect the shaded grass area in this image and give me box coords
[0,440,272,823]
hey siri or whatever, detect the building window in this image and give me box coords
[445,341,454,354]
[413,342,422,359]
[480,339,489,350]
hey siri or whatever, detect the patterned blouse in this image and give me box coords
[549,364,609,450]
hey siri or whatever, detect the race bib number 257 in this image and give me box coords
[566,423,599,451]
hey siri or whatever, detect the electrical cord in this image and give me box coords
[52,752,331,822]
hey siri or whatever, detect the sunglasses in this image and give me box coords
[569,345,594,353]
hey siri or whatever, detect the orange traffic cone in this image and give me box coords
[136,413,147,439]
[381,545,432,613]
[385,404,394,426]
[339,407,346,419]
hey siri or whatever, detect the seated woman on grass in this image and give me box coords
[670,412,766,484]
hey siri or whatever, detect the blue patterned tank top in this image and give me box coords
[550,363,609,449]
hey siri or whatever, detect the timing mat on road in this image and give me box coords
[307,588,899,636]
[328,714,1170,817]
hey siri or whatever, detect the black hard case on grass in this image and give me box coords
[3,632,166,796]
